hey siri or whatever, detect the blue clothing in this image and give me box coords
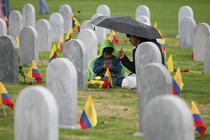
[39,0,49,15]
[93,55,122,80]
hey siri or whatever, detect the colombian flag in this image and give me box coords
[57,35,64,51]
[191,101,206,137]
[172,68,184,95]
[4,16,9,28]
[73,16,80,33]
[27,60,43,84]
[65,28,72,42]
[0,82,14,109]
[108,30,118,45]
[49,44,58,62]
[80,95,97,129]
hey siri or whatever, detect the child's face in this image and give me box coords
[103,51,112,59]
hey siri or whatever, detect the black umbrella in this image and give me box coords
[89,16,162,40]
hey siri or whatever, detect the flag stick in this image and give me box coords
[39,54,44,65]
[3,105,7,117]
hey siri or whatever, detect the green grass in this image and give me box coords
[1,0,210,140]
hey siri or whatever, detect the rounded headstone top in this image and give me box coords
[142,95,194,140]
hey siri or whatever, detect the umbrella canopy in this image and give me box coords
[89,16,162,40]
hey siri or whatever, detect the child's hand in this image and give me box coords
[103,64,108,69]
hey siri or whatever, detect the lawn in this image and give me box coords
[0,0,210,140]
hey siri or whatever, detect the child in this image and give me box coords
[93,39,124,86]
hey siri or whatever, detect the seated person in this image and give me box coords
[93,39,124,86]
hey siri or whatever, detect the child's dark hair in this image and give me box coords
[103,47,113,54]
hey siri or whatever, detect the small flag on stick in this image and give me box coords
[0,82,14,110]
[27,60,43,84]
[80,95,97,130]
[191,101,206,137]
[49,44,58,62]
[167,55,174,72]
[172,68,184,95]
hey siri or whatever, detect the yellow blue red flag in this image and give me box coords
[191,101,206,137]
[80,95,97,129]
[0,82,14,109]
[108,30,118,45]
[65,28,72,42]
[27,60,43,84]
[172,68,184,95]
[57,35,64,51]
[49,44,58,62]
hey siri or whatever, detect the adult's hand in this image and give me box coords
[117,48,125,59]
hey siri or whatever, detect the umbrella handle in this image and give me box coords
[120,34,125,49]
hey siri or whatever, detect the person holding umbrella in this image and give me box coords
[117,35,165,74]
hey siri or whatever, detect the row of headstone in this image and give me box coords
[178,6,195,48]
[133,42,194,139]
[135,5,151,26]
[15,58,80,139]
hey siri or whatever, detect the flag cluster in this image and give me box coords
[27,60,43,84]
[80,95,97,130]
[49,44,58,62]
[172,68,184,95]
[108,30,118,45]
[191,101,206,137]
[0,82,13,109]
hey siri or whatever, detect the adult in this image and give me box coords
[117,34,165,74]
[39,0,49,15]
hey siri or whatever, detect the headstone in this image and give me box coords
[15,86,59,140]
[0,35,19,83]
[204,37,210,75]
[135,5,150,21]
[46,58,79,129]
[136,15,151,26]
[22,3,36,27]
[20,26,39,64]
[36,19,52,52]
[179,17,196,48]
[142,95,194,140]
[192,23,210,61]
[135,42,162,73]
[96,4,111,34]
[0,18,6,36]
[91,13,106,45]
[78,29,97,64]
[49,13,64,42]
[63,39,88,89]
[9,10,23,38]
[80,20,94,31]
[136,63,172,135]
[178,6,194,38]
[59,4,72,33]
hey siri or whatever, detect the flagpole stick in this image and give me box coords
[3,105,7,117]
[39,54,44,65]
[120,34,125,50]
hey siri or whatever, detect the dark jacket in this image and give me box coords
[120,40,165,74]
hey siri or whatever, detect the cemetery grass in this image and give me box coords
[0,0,210,139]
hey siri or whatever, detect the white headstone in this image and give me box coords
[59,4,72,33]
[179,17,196,48]
[78,29,98,64]
[178,6,194,37]
[15,86,59,140]
[0,35,19,83]
[0,18,7,36]
[135,5,150,21]
[137,63,172,134]
[36,19,52,52]
[91,13,106,45]
[192,23,210,61]
[204,37,210,75]
[20,26,39,64]
[22,3,36,27]
[136,15,151,26]
[142,95,194,140]
[46,58,79,129]
[63,39,88,89]
[49,13,64,42]
[9,10,23,38]
[80,20,94,31]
